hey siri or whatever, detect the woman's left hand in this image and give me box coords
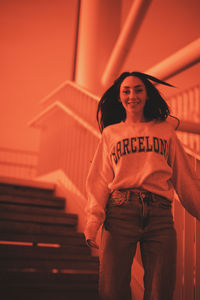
[86,239,99,249]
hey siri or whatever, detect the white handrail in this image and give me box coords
[183,144,200,161]
[40,80,99,105]
[28,101,101,139]
[146,38,200,80]
[178,120,200,135]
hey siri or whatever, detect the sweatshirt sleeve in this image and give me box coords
[168,131,200,220]
[84,131,114,241]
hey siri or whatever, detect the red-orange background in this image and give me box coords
[1,0,200,152]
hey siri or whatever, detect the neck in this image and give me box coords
[125,112,146,124]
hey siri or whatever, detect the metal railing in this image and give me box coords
[167,83,200,152]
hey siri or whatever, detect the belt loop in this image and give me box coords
[137,192,145,217]
[126,190,131,203]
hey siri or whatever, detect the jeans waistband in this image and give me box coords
[109,189,170,206]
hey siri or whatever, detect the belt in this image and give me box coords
[109,188,165,207]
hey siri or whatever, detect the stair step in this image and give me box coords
[0,247,99,271]
[0,180,99,300]
[0,182,54,198]
[0,207,78,227]
[0,271,99,300]
[0,231,86,246]
[0,194,65,210]
[0,244,90,257]
[1,289,99,300]
[0,220,77,235]
[0,259,98,272]
[0,270,98,286]
[0,202,68,216]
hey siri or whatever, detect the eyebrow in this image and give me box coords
[122,84,143,89]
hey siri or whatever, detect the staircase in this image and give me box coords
[0,179,99,300]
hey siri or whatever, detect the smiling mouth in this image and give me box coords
[128,101,140,104]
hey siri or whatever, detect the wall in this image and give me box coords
[1,0,79,152]
[1,0,200,154]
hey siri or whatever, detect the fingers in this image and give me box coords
[86,239,99,249]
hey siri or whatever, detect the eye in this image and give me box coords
[135,89,143,93]
[122,90,130,94]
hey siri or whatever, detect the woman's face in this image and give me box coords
[119,76,148,119]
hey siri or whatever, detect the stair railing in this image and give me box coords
[167,83,200,153]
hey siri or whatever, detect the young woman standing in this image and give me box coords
[84,72,200,300]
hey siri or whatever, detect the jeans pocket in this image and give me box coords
[108,190,129,206]
[152,194,172,210]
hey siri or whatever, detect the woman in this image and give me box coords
[84,72,200,300]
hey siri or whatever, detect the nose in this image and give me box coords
[129,89,137,99]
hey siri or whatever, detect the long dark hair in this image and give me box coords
[97,71,174,132]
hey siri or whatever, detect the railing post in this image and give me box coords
[195,219,200,300]
[183,211,196,300]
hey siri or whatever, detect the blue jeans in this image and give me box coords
[99,190,177,300]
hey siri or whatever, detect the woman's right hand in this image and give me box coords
[86,239,99,249]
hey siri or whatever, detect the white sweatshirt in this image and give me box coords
[85,120,200,241]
